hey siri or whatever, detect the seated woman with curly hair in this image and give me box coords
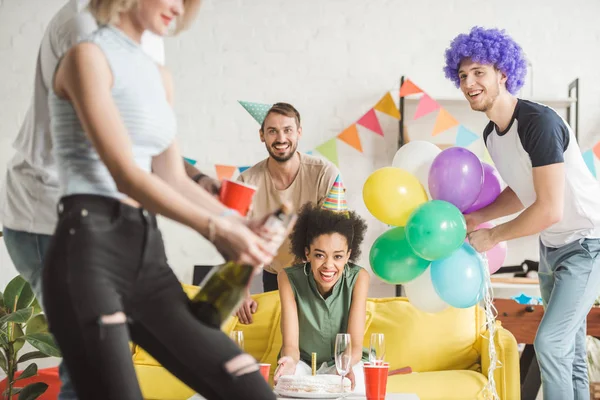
[273,202,370,394]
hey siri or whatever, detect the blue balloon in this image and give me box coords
[430,243,485,308]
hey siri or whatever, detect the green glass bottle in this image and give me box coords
[191,203,294,328]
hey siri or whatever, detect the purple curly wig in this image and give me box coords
[444,27,528,95]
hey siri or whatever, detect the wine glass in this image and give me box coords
[334,333,352,395]
[369,333,386,365]
[230,330,244,351]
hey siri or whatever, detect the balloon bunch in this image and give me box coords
[364,141,507,313]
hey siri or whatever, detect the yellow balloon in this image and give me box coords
[363,167,428,226]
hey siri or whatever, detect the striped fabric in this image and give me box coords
[321,174,348,213]
[49,25,176,199]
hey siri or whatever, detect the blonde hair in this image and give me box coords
[88,0,202,34]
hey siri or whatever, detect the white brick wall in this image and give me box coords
[1,0,599,296]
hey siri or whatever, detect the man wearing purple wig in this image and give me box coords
[444,26,600,400]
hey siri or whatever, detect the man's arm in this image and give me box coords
[465,186,524,231]
[469,113,568,252]
[183,160,221,196]
[492,163,563,240]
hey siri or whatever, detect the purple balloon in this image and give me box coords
[464,163,502,214]
[428,147,484,212]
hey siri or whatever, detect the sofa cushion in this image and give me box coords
[387,370,487,400]
[364,298,483,372]
[136,364,194,400]
[132,284,207,367]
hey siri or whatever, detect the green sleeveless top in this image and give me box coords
[284,262,369,366]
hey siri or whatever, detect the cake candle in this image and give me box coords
[311,352,316,376]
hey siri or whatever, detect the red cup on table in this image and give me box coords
[364,362,389,400]
[219,180,257,216]
[259,363,270,383]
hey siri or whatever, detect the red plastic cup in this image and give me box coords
[259,363,270,383]
[219,180,257,216]
[364,362,389,400]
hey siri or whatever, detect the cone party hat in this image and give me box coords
[321,175,348,213]
[238,101,272,125]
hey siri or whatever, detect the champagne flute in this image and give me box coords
[334,333,352,395]
[369,333,386,366]
[230,330,244,351]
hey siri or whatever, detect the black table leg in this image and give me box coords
[520,344,542,400]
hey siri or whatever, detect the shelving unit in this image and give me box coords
[397,75,580,147]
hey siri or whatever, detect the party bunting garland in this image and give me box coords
[399,79,423,97]
[184,77,600,180]
[215,165,238,181]
[183,157,197,166]
[455,125,480,148]
[583,150,596,178]
[337,124,363,152]
[432,108,459,136]
[357,109,384,136]
[374,92,401,119]
[413,94,441,120]
[315,138,340,167]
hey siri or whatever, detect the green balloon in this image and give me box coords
[369,227,430,284]
[405,200,467,261]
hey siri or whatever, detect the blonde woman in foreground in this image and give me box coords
[43,1,278,399]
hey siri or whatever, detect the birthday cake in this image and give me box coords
[275,374,351,394]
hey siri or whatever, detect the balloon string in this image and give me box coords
[479,253,501,400]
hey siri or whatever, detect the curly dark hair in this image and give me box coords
[289,203,367,263]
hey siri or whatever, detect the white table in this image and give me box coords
[189,393,419,400]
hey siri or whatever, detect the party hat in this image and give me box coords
[321,175,348,213]
[238,101,273,125]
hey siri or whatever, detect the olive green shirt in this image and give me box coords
[284,262,368,366]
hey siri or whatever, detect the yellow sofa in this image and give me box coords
[132,285,520,400]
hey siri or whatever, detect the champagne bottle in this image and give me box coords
[191,203,294,328]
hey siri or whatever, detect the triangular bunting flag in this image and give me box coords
[238,166,251,174]
[583,149,597,178]
[399,79,423,97]
[483,147,494,166]
[183,157,197,166]
[315,138,339,166]
[432,108,459,136]
[593,141,600,160]
[374,93,401,119]
[413,94,440,120]
[455,125,479,146]
[357,109,384,136]
[238,101,272,125]
[215,165,237,181]
[337,124,363,153]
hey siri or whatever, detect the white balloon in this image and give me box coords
[404,267,448,313]
[392,141,441,199]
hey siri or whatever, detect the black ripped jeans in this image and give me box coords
[42,194,275,400]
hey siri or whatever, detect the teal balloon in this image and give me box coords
[430,243,485,308]
[369,227,430,284]
[405,200,467,261]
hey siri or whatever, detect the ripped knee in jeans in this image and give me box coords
[97,311,127,339]
[224,354,259,377]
